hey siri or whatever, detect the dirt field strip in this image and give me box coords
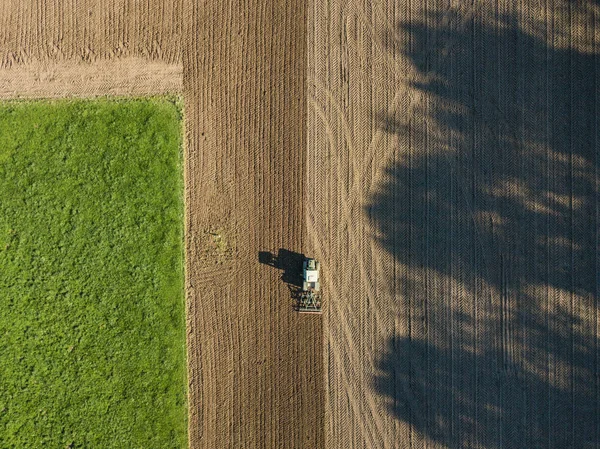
[0,59,182,99]
[308,0,599,448]
[183,1,323,448]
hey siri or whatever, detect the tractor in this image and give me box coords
[298,258,322,313]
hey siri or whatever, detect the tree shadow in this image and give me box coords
[367,8,599,448]
[375,325,598,448]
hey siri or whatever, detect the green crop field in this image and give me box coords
[0,98,186,448]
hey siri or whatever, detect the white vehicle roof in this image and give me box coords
[305,270,319,282]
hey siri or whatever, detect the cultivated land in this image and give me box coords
[0,99,186,448]
[309,1,599,448]
[1,0,598,448]
[185,3,323,447]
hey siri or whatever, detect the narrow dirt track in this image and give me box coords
[0,59,182,99]
[184,1,324,448]
[308,0,599,448]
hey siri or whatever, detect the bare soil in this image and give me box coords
[184,1,323,448]
[0,0,182,67]
[0,59,182,99]
[308,0,599,448]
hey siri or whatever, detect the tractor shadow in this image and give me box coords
[259,249,305,305]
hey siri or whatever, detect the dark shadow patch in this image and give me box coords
[367,7,599,448]
[259,248,304,288]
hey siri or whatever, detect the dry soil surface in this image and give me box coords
[308,0,599,448]
[0,0,183,98]
[0,0,182,67]
[184,2,323,448]
[0,59,182,99]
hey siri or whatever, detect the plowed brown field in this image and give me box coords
[308,0,599,448]
[184,2,323,448]
[0,0,182,67]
